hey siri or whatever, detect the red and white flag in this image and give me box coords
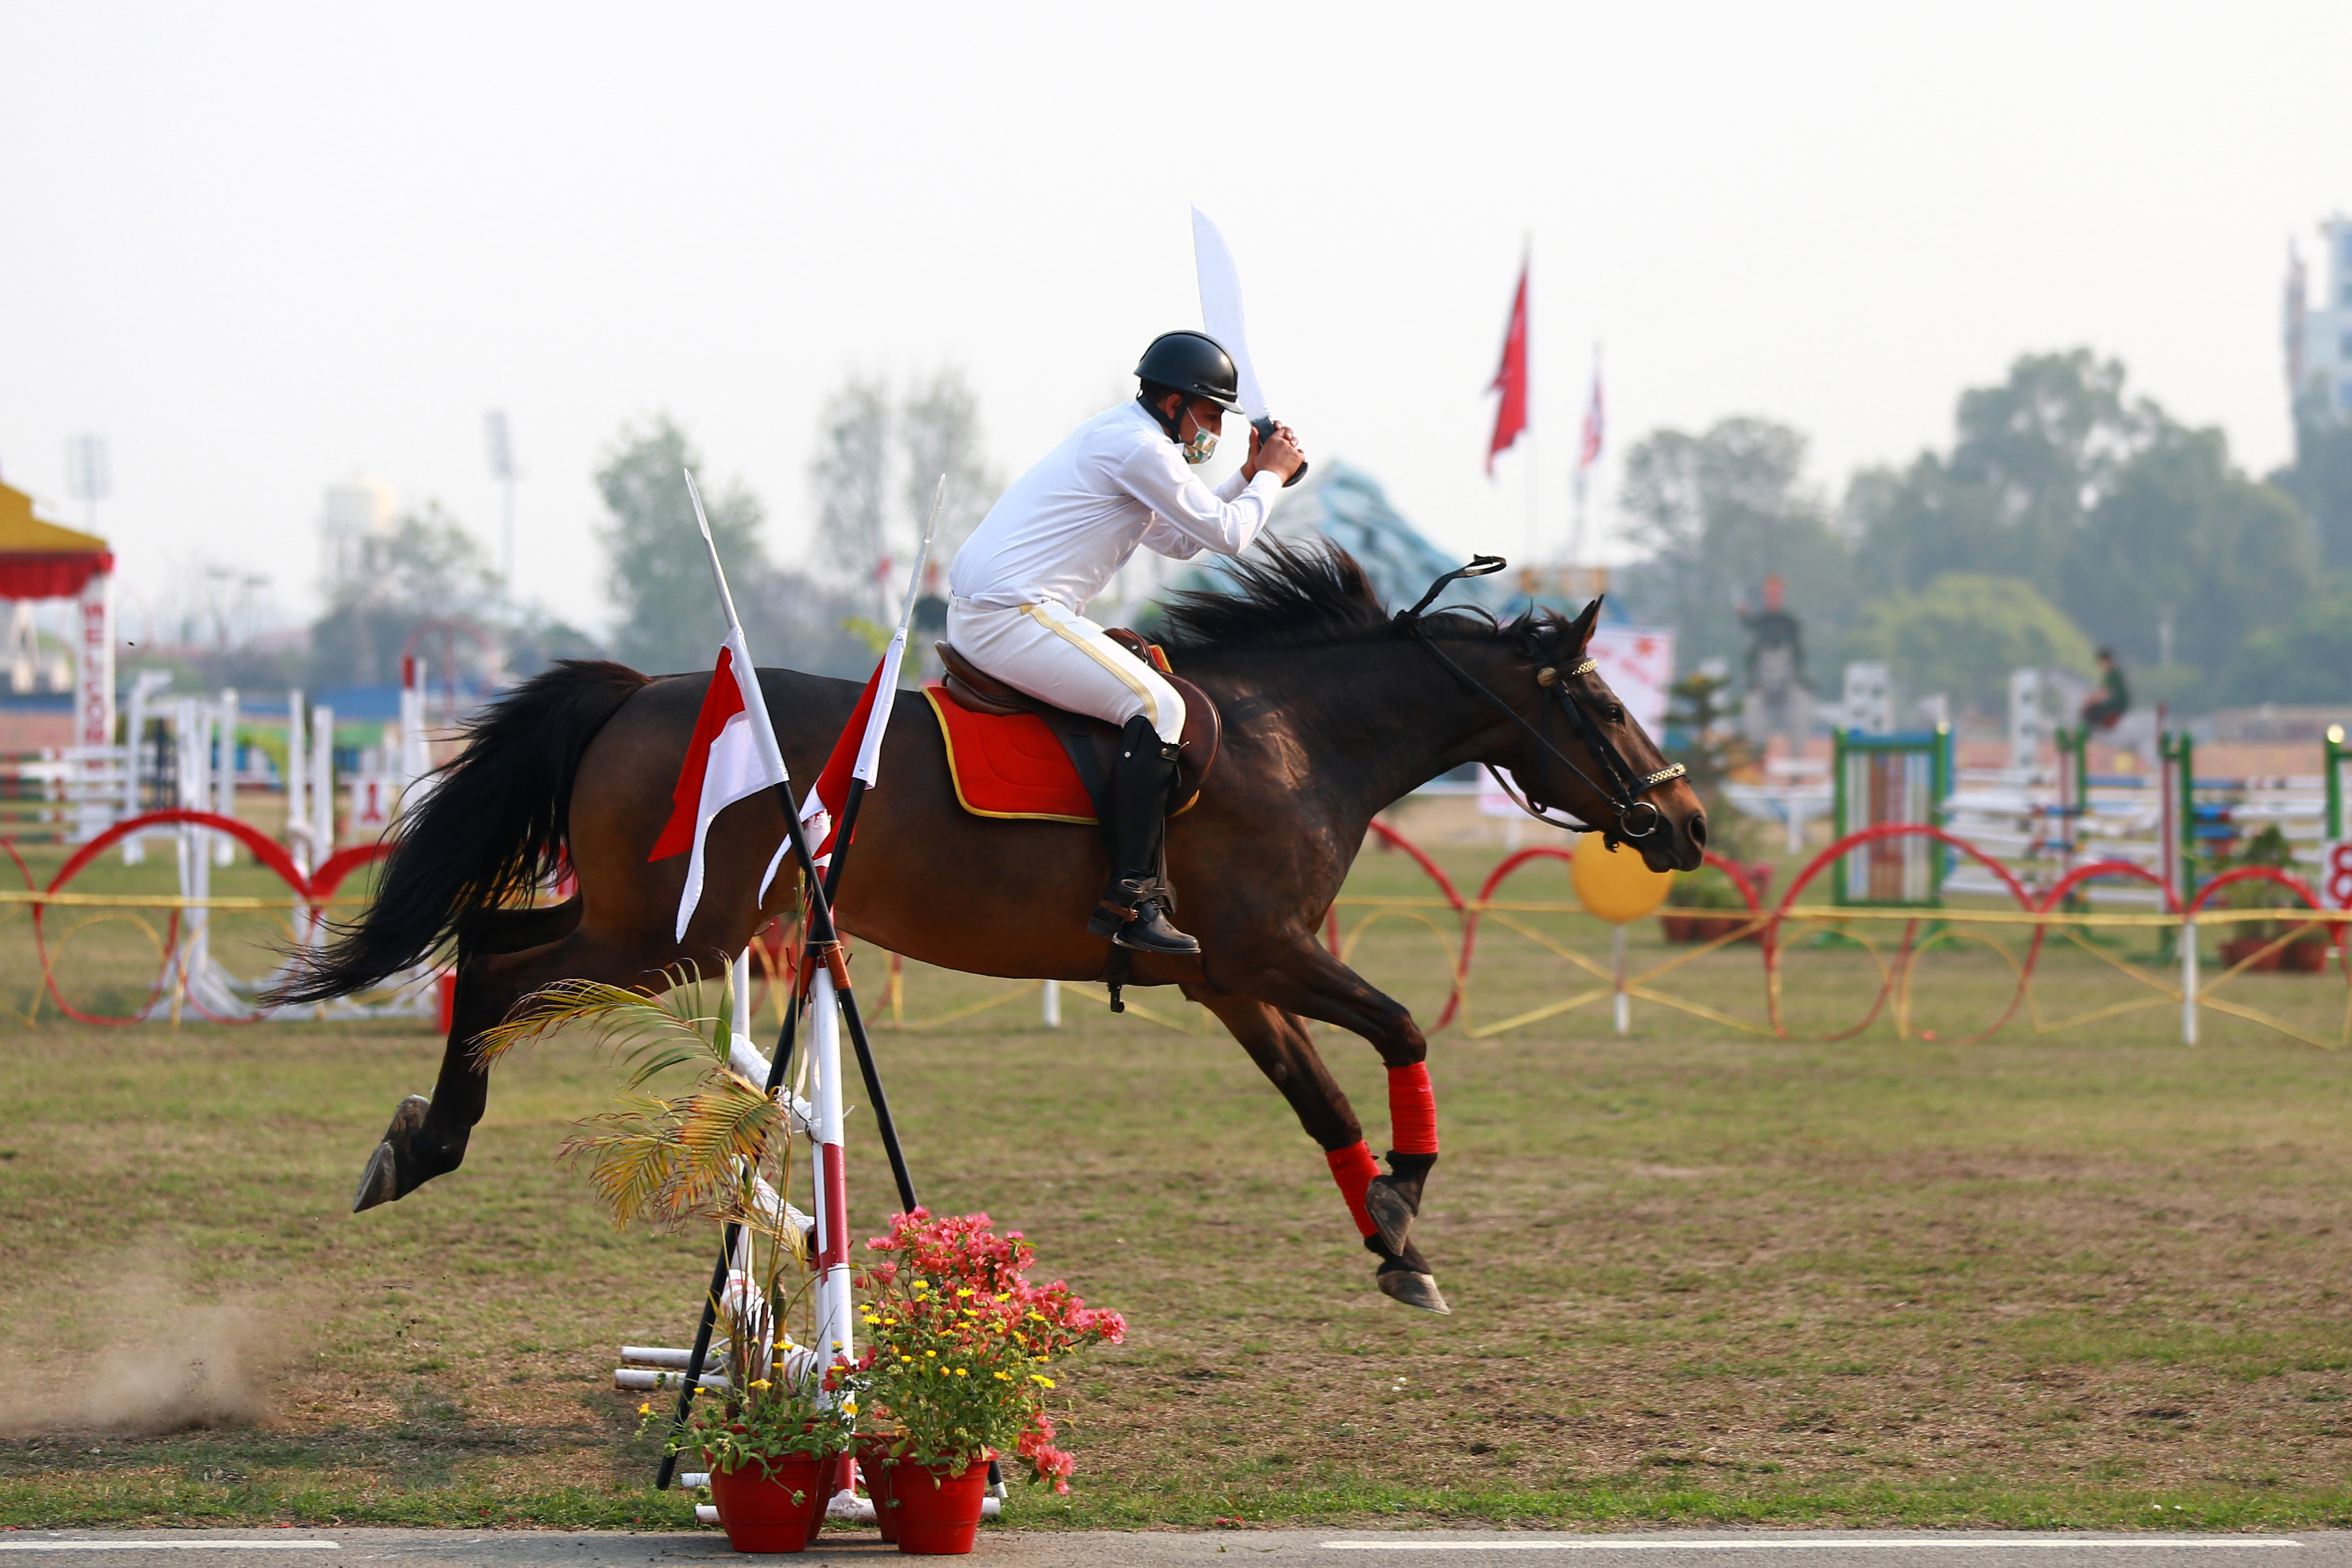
[1485,253,1529,476]
[797,475,943,870]
[795,655,885,870]
[647,633,791,942]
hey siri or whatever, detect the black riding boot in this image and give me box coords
[1084,716,1200,955]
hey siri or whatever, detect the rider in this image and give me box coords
[945,330,1307,955]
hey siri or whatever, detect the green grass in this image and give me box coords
[2,828,2350,1529]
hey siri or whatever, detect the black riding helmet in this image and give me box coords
[1135,330,1245,439]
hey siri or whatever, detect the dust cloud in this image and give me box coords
[1,1288,280,1437]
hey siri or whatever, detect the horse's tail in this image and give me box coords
[265,658,653,1006]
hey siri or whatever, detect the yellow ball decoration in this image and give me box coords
[1571,836,1674,924]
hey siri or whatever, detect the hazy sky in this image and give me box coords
[4,2,2347,640]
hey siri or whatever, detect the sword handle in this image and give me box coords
[1253,416,1308,489]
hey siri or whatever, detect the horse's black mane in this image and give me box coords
[1154,535,1555,659]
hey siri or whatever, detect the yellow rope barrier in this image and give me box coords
[10,884,2347,1050]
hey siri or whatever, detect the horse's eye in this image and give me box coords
[1606,703,1625,724]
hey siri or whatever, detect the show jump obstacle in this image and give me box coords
[611,474,972,1530]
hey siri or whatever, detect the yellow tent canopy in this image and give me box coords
[0,480,107,555]
[0,478,112,599]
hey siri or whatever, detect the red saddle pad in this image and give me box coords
[923,683,1098,825]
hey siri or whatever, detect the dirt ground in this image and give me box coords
[1,840,2349,1529]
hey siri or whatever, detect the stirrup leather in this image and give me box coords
[1096,875,1173,924]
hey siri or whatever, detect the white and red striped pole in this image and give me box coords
[806,960,853,1370]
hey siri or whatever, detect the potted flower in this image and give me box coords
[1659,862,1771,945]
[481,972,853,1554]
[2208,826,2331,975]
[850,1210,1124,1555]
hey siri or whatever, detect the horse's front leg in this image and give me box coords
[1186,981,1449,1315]
[353,907,719,1213]
[1215,937,1443,1269]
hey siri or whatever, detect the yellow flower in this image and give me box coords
[993,1371,1011,1382]
[956,1288,973,1297]
[638,1402,652,1415]
[749,1379,772,1391]
[842,1399,858,1416]
[925,1350,937,1358]
[994,1292,1010,1302]
[953,1367,968,1377]
[1030,1375,1056,1388]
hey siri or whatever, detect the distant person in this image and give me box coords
[2082,647,2130,731]
[1739,574,1810,749]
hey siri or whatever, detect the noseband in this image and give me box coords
[1396,556,1687,849]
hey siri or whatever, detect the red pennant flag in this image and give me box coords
[1486,257,1529,476]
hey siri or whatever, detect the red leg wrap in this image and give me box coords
[1326,1141,1380,1238]
[1388,1062,1439,1155]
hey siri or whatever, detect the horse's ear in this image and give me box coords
[1568,596,1603,651]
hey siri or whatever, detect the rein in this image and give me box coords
[1396,556,1686,847]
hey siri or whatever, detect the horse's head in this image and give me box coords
[1471,596,1708,874]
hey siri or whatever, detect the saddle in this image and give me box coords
[934,632,1221,816]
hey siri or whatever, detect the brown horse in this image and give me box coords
[277,542,1706,1311]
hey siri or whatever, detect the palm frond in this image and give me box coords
[559,1092,689,1227]
[659,1079,779,1218]
[473,966,726,1078]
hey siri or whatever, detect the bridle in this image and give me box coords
[1396,556,1687,848]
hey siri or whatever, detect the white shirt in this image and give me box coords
[948,400,1284,612]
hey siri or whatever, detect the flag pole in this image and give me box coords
[809,477,944,1213]
[1523,237,1537,570]
[657,470,871,1490]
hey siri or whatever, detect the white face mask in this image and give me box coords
[1181,425,1218,465]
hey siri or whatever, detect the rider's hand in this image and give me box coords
[1245,422,1305,484]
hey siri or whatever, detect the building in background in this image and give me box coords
[319,476,397,593]
[2286,215,2352,423]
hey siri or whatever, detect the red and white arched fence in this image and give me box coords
[0,808,422,1025]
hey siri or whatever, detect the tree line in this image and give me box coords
[1613,348,2352,716]
[155,368,1000,697]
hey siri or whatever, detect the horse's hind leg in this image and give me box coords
[353,909,667,1213]
[1187,987,1449,1315]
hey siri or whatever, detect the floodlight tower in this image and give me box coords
[64,433,110,532]
[483,410,517,591]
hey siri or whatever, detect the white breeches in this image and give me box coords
[945,598,1185,745]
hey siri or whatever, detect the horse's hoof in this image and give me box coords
[1377,1267,1451,1315]
[353,1094,429,1213]
[1365,1178,1417,1255]
[353,1142,400,1212]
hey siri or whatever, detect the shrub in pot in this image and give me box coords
[850,1211,1124,1554]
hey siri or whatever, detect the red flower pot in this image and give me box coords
[1659,911,1763,945]
[708,1454,827,1554]
[801,1452,851,1549]
[883,1452,992,1556]
[2220,935,2328,973]
[857,1434,905,1544]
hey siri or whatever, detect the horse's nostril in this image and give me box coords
[1688,814,1708,847]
